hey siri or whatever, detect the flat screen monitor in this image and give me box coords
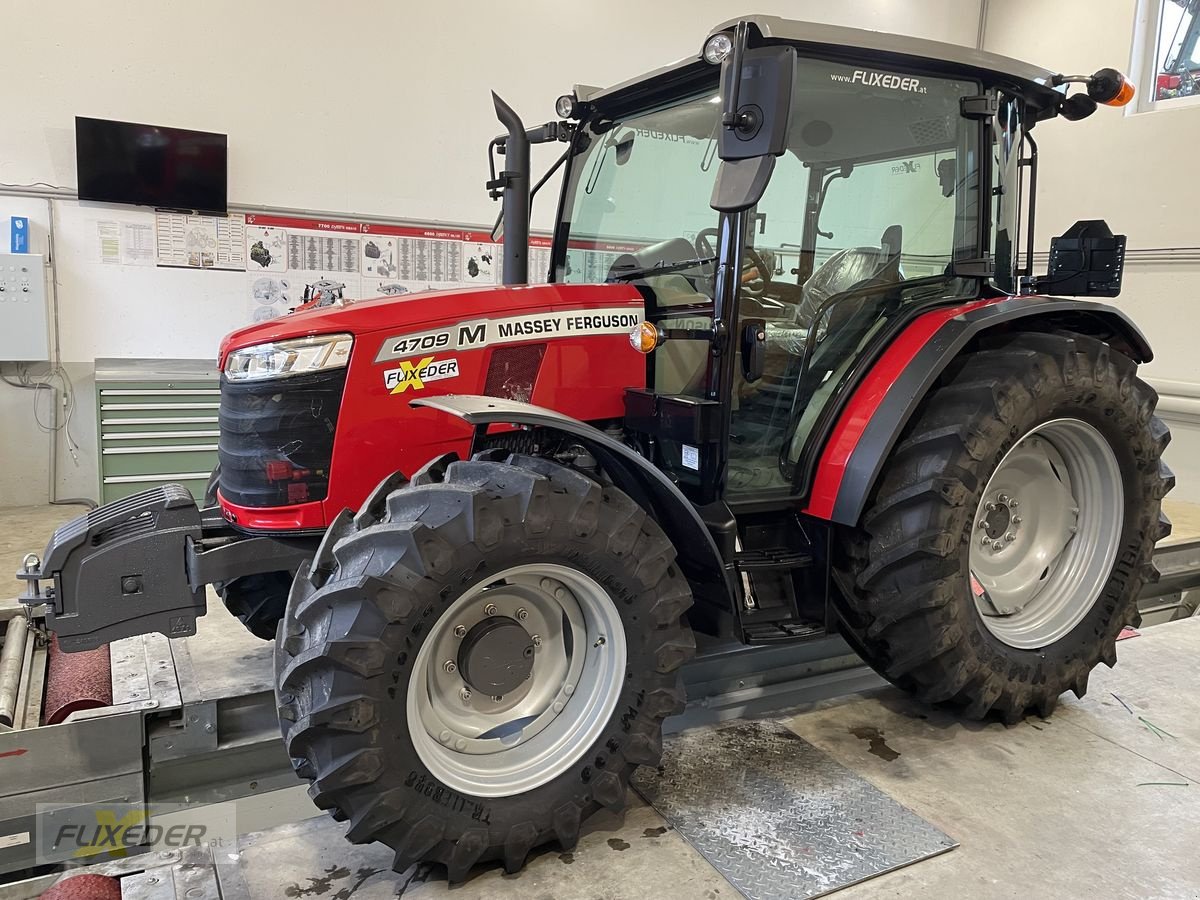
[75,116,228,213]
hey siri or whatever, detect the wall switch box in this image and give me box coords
[10,217,29,253]
[0,253,50,361]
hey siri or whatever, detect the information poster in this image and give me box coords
[192,213,579,324]
[244,214,363,322]
[155,212,247,269]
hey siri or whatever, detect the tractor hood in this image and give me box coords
[219,282,644,363]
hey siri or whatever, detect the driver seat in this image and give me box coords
[792,224,903,333]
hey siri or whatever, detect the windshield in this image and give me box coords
[555,53,983,497]
[556,56,980,294]
[556,86,722,290]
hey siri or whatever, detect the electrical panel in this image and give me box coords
[0,253,49,361]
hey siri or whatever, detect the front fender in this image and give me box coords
[411,395,731,595]
[805,296,1153,526]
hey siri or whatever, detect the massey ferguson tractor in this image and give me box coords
[18,16,1171,880]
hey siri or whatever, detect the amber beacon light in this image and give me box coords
[1088,67,1135,106]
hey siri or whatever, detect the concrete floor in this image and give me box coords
[5,502,1199,899]
[0,504,78,607]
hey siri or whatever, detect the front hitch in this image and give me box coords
[15,485,319,652]
[16,485,206,652]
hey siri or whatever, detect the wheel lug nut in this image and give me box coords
[484,603,497,616]
[1012,516,1022,525]
[986,502,996,512]
[998,493,1008,503]
[531,634,542,648]
[516,607,528,620]
[1005,533,1015,542]
[492,695,503,702]
[453,625,466,638]
[443,660,456,673]
[460,688,472,702]
[992,541,1003,551]
[1009,499,1019,508]
[978,520,988,530]
[981,535,991,545]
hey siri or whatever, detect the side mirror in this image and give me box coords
[740,319,767,382]
[717,45,797,161]
[1059,94,1097,121]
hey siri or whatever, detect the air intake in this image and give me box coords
[484,344,546,403]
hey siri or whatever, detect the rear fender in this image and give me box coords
[410,395,735,604]
[804,296,1153,526]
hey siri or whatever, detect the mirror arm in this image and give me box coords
[721,21,750,129]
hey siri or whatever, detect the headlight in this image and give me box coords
[224,333,353,382]
[555,93,578,119]
[703,33,733,65]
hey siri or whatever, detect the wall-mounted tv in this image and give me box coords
[76,117,228,214]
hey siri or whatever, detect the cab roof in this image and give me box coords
[578,15,1061,113]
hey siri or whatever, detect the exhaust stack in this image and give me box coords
[491,92,530,285]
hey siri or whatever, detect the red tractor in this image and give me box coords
[20,16,1171,879]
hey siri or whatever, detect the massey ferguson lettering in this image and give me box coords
[375,306,644,363]
[496,313,640,340]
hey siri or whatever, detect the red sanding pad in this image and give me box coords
[40,873,122,899]
[42,636,113,726]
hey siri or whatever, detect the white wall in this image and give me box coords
[982,0,1200,502]
[5,1,984,230]
[1,0,985,506]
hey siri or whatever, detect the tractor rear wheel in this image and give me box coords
[204,464,291,640]
[275,453,694,878]
[836,331,1173,722]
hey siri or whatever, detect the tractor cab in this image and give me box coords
[530,17,1127,509]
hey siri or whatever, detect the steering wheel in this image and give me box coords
[742,247,772,296]
[694,229,773,295]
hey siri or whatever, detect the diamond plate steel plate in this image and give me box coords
[631,720,956,900]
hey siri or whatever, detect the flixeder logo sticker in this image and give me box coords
[384,357,460,393]
[829,69,927,94]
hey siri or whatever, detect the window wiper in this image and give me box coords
[606,255,716,283]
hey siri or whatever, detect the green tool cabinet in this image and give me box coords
[95,358,221,504]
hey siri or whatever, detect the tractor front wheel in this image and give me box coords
[836,331,1173,722]
[275,453,694,878]
[204,464,291,640]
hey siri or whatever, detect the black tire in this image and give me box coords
[204,463,292,641]
[275,452,694,879]
[835,331,1173,723]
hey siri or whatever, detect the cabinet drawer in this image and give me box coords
[101,448,219,478]
[101,426,221,442]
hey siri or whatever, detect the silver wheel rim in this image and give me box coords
[407,563,627,798]
[968,418,1123,650]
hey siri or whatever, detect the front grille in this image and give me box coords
[217,368,348,508]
